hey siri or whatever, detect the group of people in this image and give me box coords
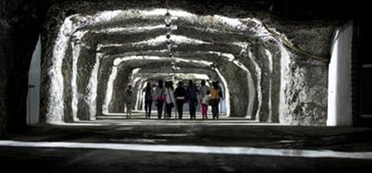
[124,79,223,120]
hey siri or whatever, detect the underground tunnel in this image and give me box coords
[1,0,362,135]
[4,2,372,172]
[38,2,336,126]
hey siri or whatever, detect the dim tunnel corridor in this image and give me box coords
[33,5,333,126]
[1,0,372,172]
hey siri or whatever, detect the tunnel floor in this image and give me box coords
[96,111,257,124]
[1,115,372,172]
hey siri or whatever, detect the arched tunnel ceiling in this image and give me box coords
[65,9,279,78]
[39,0,353,124]
[48,0,353,60]
[63,8,287,85]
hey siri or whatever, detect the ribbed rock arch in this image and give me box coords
[41,7,329,125]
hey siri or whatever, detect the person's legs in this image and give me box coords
[211,99,217,119]
[124,104,127,117]
[165,104,172,119]
[194,99,198,119]
[189,98,197,119]
[148,101,152,118]
[201,104,207,119]
[216,99,220,119]
[145,101,152,118]
[126,103,130,119]
[177,101,183,119]
[127,103,132,119]
[212,106,217,119]
[157,101,164,119]
[204,104,208,119]
[144,101,149,118]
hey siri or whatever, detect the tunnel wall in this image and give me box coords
[0,0,46,138]
[327,21,353,126]
[279,54,329,125]
[273,21,341,126]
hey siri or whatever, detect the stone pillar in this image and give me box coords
[327,21,353,126]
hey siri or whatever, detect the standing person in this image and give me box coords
[199,80,209,119]
[143,81,154,119]
[124,84,134,119]
[201,90,210,119]
[174,81,187,119]
[209,81,221,119]
[215,80,223,117]
[186,80,199,119]
[154,79,165,119]
[164,81,176,119]
[215,80,223,100]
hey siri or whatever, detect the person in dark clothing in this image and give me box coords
[143,81,154,119]
[154,79,165,119]
[215,80,223,99]
[186,80,199,119]
[174,81,187,119]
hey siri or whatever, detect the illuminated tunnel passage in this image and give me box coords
[1,1,366,172]
[36,2,340,126]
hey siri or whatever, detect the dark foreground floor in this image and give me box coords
[1,118,372,172]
